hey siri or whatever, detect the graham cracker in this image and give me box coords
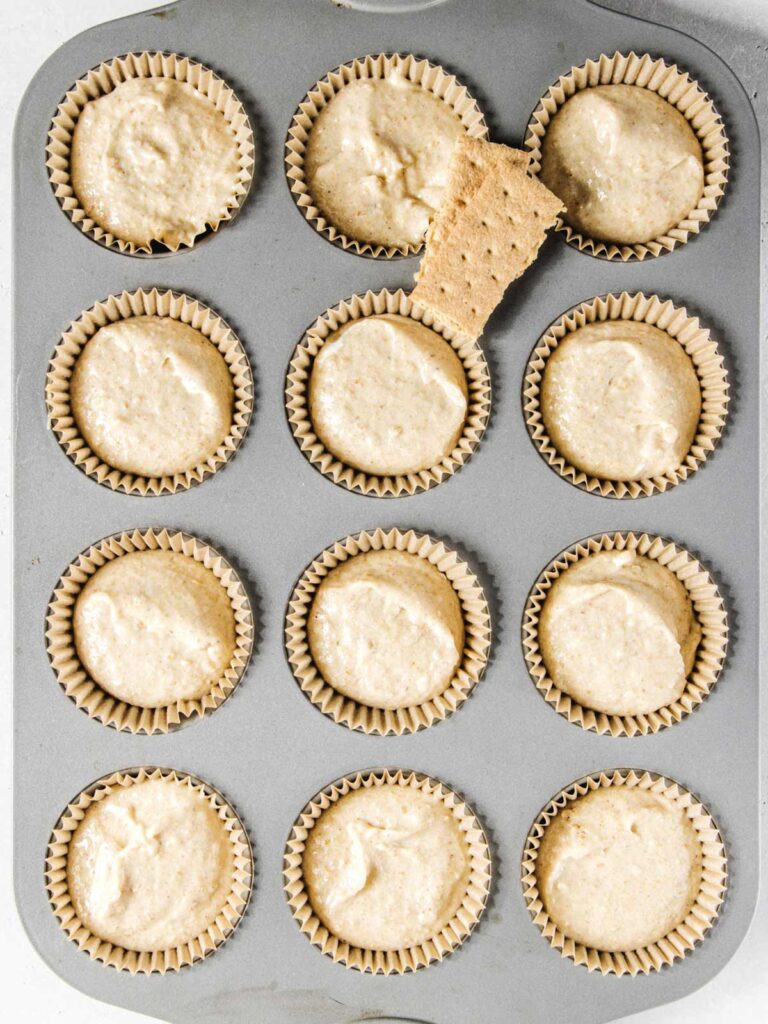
[425,137,531,253]
[413,138,563,339]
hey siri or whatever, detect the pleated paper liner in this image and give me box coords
[285,527,491,735]
[47,51,255,256]
[522,532,728,738]
[46,288,254,496]
[524,51,730,261]
[46,767,253,974]
[46,528,254,734]
[521,769,727,976]
[286,289,491,497]
[285,52,488,259]
[283,768,491,973]
[523,291,729,499]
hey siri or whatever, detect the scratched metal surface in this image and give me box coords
[12,1,760,1021]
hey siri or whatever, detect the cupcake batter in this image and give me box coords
[539,84,704,244]
[536,786,702,951]
[540,321,701,482]
[67,776,235,952]
[539,550,701,717]
[74,549,236,708]
[308,549,464,710]
[305,71,465,248]
[303,783,470,951]
[310,314,468,476]
[71,316,234,479]
[71,77,241,248]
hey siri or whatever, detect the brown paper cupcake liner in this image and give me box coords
[523,291,729,499]
[521,769,727,975]
[524,51,730,261]
[46,766,253,973]
[46,528,254,734]
[47,51,255,255]
[286,289,491,497]
[285,527,491,735]
[522,531,728,737]
[283,768,491,973]
[285,52,488,259]
[46,288,254,496]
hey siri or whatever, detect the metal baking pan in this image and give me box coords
[13,1,761,1021]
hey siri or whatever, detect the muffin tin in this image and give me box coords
[12,1,761,1022]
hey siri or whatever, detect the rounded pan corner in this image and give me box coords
[12,0,180,150]
[638,884,763,1021]
[698,878,762,984]
[579,0,761,146]
[11,864,79,998]
[11,863,173,1023]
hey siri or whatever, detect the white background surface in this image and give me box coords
[2,1,765,1022]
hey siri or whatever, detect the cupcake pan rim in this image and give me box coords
[14,1,761,1021]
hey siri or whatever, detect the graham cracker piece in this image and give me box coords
[425,136,531,254]
[413,139,563,339]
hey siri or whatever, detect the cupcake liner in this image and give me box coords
[283,768,491,973]
[46,51,255,256]
[285,52,488,259]
[46,528,254,734]
[523,291,729,499]
[285,527,491,735]
[286,289,491,497]
[521,769,727,975]
[46,766,253,974]
[46,288,254,496]
[524,51,730,261]
[522,531,728,737]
